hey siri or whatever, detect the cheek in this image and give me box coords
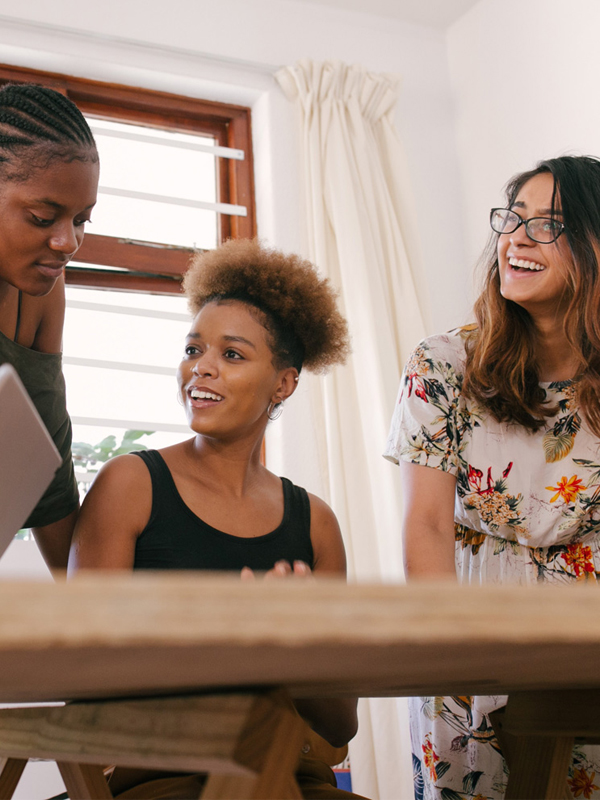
[239,372,277,405]
[176,363,188,390]
[546,244,571,283]
[497,237,509,265]
[553,242,571,271]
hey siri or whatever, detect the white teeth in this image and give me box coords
[190,389,223,401]
[509,257,545,271]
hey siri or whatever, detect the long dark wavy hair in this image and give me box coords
[463,155,600,437]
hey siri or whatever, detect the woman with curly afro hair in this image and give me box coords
[70,239,368,800]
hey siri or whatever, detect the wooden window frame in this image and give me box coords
[0,63,257,294]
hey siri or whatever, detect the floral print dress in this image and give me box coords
[384,328,600,800]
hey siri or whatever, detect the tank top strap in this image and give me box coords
[131,449,180,527]
[280,477,311,545]
[14,290,22,343]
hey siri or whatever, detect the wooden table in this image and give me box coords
[0,573,598,798]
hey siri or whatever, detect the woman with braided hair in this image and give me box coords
[0,83,98,569]
[71,238,367,799]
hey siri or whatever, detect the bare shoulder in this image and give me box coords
[307,492,346,575]
[81,453,152,530]
[307,492,338,527]
[71,454,152,571]
[90,453,152,495]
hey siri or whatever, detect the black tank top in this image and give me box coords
[132,450,314,572]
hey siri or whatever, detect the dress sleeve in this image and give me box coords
[383,337,462,475]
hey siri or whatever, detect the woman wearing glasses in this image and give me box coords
[385,156,600,799]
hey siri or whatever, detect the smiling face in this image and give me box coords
[0,156,99,296]
[498,172,573,320]
[177,300,298,441]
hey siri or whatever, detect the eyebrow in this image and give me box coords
[185,332,257,350]
[33,199,96,211]
[511,201,563,216]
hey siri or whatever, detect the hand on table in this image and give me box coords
[240,560,313,580]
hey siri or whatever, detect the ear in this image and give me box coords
[271,367,299,405]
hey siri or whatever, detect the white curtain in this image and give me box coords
[276,60,427,800]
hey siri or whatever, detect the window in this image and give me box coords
[0,62,256,292]
[0,64,257,492]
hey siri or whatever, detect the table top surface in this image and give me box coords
[0,573,598,702]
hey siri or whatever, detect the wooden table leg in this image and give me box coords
[201,691,305,799]
[504,736,573,800]
[56,763,113,800]
[489,691,600,800]
[0,758,27,800]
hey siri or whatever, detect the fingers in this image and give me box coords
[293,560,311,576]
[264,560,292,580]
[264,560,312,580]
[242,561,313,580]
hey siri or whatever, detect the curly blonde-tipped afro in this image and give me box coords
[183,239,350,373]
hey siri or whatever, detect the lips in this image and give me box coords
[187,386,224,407]
[508,256,545,272]
[35,262,68,279]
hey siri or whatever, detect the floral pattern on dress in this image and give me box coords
[543,381,582,462]
[384,329,600,800]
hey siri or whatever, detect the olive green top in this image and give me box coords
[0,329,78,527]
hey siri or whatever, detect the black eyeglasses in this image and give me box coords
[490,208,565,244]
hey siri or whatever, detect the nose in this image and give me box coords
[192,350,217,378]
[48,222,82,258]
[509,222,534,247]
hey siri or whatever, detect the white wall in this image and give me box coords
[0,0,468,327]
[0,0,468,495]
[447,0,600,270]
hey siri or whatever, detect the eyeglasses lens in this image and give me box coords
[527,219,561,243]
[491,209,517,234]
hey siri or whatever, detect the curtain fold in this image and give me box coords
[276,59,426,800]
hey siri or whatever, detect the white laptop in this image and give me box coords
[0,363,61,555]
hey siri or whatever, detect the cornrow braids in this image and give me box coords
[0,83,97,178]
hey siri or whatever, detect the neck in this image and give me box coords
[532,315,580,382]
[0,280,14,303]
[185,428,267,497]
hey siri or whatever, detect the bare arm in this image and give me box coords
[26,278,76,573]
[400,460,457,579]
[68,455,152,573]
[291,494,358,748]
[32,509,78,573]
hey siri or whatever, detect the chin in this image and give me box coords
[187,419,218,437]
[500,287,529,309]
[32,283,57,298]
[24,275,59,297]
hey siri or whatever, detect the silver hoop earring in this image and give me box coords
[267,400,284,421]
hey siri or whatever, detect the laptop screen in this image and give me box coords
[0,364,62,554]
